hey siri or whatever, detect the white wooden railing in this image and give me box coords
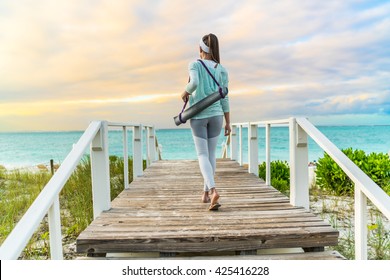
[222,117,390,260]
[0,121,161,260]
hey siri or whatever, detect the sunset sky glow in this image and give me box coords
[1,0,389,131]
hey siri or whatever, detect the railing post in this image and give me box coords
[221,135,229,159]
[248,123,259,175]
[289,118,309,210]
[239,125,243,166]
[123,126,129,189]
[147,126,156,166]
[152,126,158,161]
[133,124,143,178]
[230,125,238,161]
[265,123,271,185]
[355,184,368,260]
[155,137,162,160]
[145,127,150,168]
[91,121,111,219]
[48,195,63,260]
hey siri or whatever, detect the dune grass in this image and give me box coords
[0,156,143,259]
[310,184,390,260]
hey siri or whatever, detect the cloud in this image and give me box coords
[0,0,389,131]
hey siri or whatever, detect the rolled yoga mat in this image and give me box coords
[173,88,228,126]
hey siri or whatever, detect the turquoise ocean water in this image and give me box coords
[0,126,389,169]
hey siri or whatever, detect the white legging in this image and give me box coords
[190,116,223,192]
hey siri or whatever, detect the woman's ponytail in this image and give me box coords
[202,33,220,64]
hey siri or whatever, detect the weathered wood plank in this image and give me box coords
[77,234,338,253]
[78,226,338,239]
[77,251,345,260]
[82,222,332,235]
[90,215,324,225]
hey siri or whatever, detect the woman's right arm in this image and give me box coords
[185,62,199,95]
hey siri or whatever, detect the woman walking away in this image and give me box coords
[180,33,231,211]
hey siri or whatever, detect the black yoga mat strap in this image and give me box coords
[197,59,225,98]
[179,98,188,124]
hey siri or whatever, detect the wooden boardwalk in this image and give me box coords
[76,159,339,258]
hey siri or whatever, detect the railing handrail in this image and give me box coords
[0,121,102,260]
[228,118,390,219]
[231,119,290,127]
[249,118,291,126]
[296,117,390,219]
[225,117,390,260]
[0,120,159,260]
[107,122,154,128]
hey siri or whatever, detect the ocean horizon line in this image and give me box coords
[1,125,389,170]
[1,123,390,134]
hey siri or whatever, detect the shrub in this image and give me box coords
[315,148,390,196]
[258,160,290,195]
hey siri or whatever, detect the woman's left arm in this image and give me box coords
[220,68,230,136]
[224,112,231,136]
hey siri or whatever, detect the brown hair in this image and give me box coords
[202,33,220,64]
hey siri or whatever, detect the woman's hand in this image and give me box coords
[224,112,231,136]
[181,91,190,102]
[224,123,231,136]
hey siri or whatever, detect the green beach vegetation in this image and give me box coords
[315,148,390,196]
[258,160,290,196]
[258,148,390,197]
[258,148,390,260]
[0,149,389,259]
[0,164,52,258]
[0,156,145,259]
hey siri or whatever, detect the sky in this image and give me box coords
[0,0,389,131]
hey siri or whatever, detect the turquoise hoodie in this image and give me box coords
[185,59,229,120]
